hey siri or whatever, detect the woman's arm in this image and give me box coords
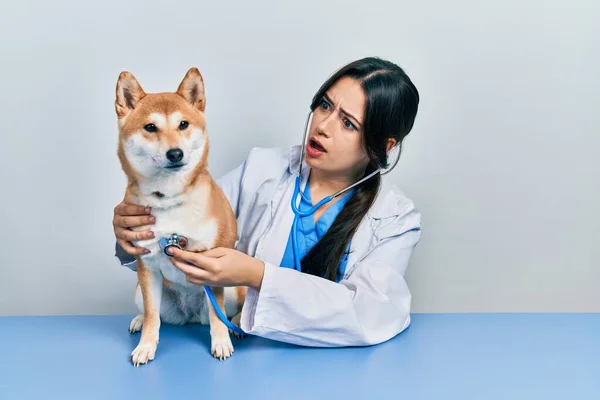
[239,225,421,347]
[167,200,421,347]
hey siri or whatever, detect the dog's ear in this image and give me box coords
[115,71,146,118]
[176,68,206,112]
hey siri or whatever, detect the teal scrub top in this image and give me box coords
[279,180,355,282]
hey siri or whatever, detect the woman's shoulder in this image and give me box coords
[238,144,303,184]
[243,144,301,172]
[232,145,300,193]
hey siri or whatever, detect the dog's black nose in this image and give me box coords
[166,148,184,163]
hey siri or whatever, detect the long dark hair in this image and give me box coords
[300,56,420,281]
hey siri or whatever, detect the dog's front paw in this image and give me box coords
[211,334,234,360]
[131,341,157,366]
[229,313,247,339]
[129,314,143,333]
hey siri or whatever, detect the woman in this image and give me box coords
[113,56,421,347]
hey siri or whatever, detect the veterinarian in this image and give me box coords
[113,56,421,347]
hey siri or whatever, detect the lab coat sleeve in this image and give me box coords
[113,157,249,270]
[239,216,422,347]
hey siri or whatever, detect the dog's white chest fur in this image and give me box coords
[134,186,217,287]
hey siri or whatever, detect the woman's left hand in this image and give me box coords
[167,246,265,290]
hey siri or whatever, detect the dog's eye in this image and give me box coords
[144,123,157,133]
[179,121,189,130]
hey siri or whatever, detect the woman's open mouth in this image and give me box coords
[307,137,327,157]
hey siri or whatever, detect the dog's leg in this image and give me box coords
[130,260,163,366]
[229,313,246,339]
[207,286,234,360]
[229,286,248,339]
[130,280,188,331]
[129,283,144,333]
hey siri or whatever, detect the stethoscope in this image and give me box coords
[289,111,401,272]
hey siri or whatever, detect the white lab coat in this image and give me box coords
[118,144,422,347]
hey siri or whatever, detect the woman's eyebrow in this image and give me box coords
[323,93,362,127]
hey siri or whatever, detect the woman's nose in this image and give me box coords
[316,114,334,137]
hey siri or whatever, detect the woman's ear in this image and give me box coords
[386,138,397,152]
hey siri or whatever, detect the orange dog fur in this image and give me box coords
[114,68,246,365]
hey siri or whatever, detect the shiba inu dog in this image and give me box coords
[114,67,246,365]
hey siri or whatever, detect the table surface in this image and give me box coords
[0,313,598,399]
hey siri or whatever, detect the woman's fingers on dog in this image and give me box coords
[114,214,155,229]
[186,277,208,286]
[167,247,209,267]
[117,239,149,256]
[170,257,208,280]
[116,227,154,242]
[200,247,228,258]
[115,202,152,217]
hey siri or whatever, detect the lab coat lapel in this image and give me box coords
[257,146,309,266]
[344,180,401,278]
[269,145,302,221]
[344,216,373,278]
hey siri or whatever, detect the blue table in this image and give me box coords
[0,314,598,399]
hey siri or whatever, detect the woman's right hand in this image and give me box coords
[113,200,156,256]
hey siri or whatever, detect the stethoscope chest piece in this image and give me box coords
[160,233,188,256]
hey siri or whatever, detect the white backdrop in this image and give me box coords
[1,0,598,315]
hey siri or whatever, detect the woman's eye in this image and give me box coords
[343,119,356,130]
[320,99,330,110]
[144,123,157,133]
[179,121,189,130]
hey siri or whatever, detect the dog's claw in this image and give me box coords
[229,329,247,339]
[211,335,234,360]
[130,341,156,366]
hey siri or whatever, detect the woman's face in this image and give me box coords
[305,76,370,180]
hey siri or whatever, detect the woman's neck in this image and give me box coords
[308,167,362,195]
